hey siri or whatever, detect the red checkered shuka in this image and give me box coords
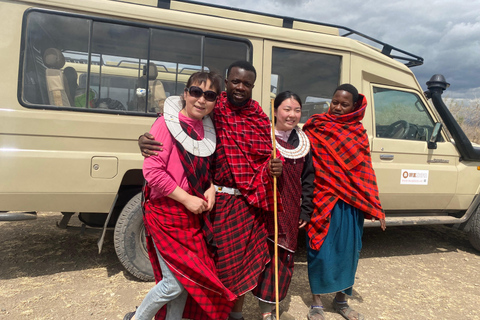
[175,120,211,199]
[175,120,215,246]
[142,119,235,320]
[213,92,282,212]
[143,196,236,320]
[265,138,304,251]
[251,240,294,303]
[211,192,270,295]
[303,94,385,251]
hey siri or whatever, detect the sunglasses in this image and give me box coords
[186,86,218,102]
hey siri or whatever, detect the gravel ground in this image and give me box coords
[1,212,479,320]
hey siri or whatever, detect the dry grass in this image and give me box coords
[445,97,480,143]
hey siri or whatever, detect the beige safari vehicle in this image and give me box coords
[1,0,480,281]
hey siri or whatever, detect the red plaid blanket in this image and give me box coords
[303,94,385,250]
[265,138,304,251]
[213,92,280,211]
[143,192,235,320]
[210,192,270,295]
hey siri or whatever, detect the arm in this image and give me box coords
[139,130,163,157]
[203,182,216,212]
[143,119,177,196]
[299,150,315,228]
[167,186,207,215]
[143,118,207,214]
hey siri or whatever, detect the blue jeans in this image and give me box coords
[135,245,187,320]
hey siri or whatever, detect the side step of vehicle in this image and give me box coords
[0,211,37,221]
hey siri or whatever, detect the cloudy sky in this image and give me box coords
[195,0,480,101]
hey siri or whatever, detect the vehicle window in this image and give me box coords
[204,37,250,79]
[22,12,91,107]
[271,47,341,122]
[373,87,442,141]
[21,11,249,115]
[90,22,149,112]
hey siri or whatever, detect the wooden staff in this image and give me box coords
[270,98,280,320]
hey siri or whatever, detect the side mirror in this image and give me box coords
[428,122,442,149]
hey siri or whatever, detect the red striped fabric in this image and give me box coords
[213,92,281,212]
[143,197,236,320]
[303,94,385,251]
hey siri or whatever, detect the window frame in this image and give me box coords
[18,8,253,116]
[371,84,444,142]
[261,40,348,120]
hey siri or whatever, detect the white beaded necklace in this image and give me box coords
[164,96,216,157]
[276,127,310,159]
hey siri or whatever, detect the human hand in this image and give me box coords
[372,217,387,231]
[298,219,307,229]
[204,183,216,212]
[139,132,163,157]
[184,195,208,214]
[269,157,283,177]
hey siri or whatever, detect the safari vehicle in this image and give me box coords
[1,0,480,281]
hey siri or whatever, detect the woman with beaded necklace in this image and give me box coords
[252,91,315,320]
[124,71,236,320]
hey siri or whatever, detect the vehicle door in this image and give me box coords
[261,41,349,119]
[370,85,460,211]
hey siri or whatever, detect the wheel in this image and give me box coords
[384,120,410,139]
[114,192,154,281]
[468,204,480,252]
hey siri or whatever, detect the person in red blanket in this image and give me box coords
[138,61,283,320]
[124,71,236,320]
[303,84,386,320]
[252,91,314,320]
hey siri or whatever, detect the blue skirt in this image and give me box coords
[307,199,364,295]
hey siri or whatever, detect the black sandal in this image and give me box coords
[123,311,135,320]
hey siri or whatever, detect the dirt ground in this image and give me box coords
[1,212,479,320]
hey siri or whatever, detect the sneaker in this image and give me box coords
[123,311,135,320]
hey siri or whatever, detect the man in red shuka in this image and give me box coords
[139,60,283,320]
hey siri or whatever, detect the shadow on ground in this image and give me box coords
[0,212,125,280]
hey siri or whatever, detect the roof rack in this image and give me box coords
[154,0,423,67]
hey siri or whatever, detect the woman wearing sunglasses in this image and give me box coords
[124,71,236,320]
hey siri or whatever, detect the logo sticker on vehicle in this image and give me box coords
[400,169,429,185]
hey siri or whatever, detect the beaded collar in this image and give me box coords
[276,126,310,159]
[164,96,216,157]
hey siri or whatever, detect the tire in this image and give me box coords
[468,204,480,252]
[114,192,154,281]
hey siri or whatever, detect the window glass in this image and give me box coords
[150,29,203,107]
[204,37,249,80]
[22,11,250,115]
[90,22,149,112]
[22,12,90,106]
[373,87,442,141]
[271,47,341,122]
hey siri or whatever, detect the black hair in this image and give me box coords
[182,71,222,108]
[227,60,256,79]
[274,91,302,110]
[185,71,222,95]
[334,83,359,103]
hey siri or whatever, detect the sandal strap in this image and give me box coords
[333,299,364,320]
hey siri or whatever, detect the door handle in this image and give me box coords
[380,154,394,160]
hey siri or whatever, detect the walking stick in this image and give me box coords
[270,98,280,320]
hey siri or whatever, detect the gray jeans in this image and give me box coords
[135,245,188,320]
